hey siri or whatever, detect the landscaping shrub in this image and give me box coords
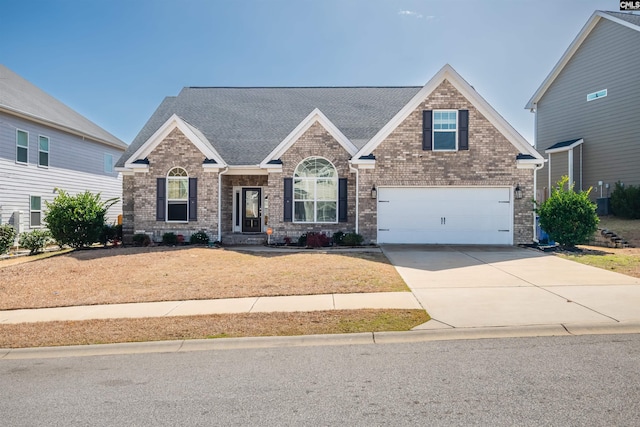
[610,181,640,219]
[342,232,364,246]
[0,224,17,255]
[297,233,307,247]
[332,231,345,246]
[18,229,51,255]
[190,231,210,245]
[132,233,151,247]
[44,189,118,248]
[306,232,331,248]
[99,224,118,245]
[162,232,178,245]
[536,176,599,249]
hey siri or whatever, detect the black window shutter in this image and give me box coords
[188,178,197,221]
[338,178,347,222]
[459,110,469,150]
[283,178,293,222]
[156,178,165,221]
[422,110,432,151]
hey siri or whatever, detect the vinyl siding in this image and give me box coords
[549,151,569,192]
[536,18,640,195]
[0,111,125,230]
[0,112,124,177]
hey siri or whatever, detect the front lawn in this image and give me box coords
[0,246,409,310]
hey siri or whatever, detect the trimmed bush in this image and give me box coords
[536,176,599,249]
[132,233,151,247]
[332,231,345,246]
[306,232,331,248]
[0,224,17,255]
[44,189,118,248]
[99,224,118,245]
[342,232,364,246]
[610,181,640,219]
[162,232,178,245]
[190,231,210,245]
[18,229,51,255]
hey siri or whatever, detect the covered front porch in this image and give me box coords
[220,172,270,245]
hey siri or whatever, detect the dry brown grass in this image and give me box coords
[0,246,408,310]
[0,309,429,348]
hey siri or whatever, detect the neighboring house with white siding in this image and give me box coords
[526,11,640,202]
[0,64,127,235]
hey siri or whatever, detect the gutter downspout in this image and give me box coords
[348,161,359,234]
[217,167,229,243]
[533,162,545,242]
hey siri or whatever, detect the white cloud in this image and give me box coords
[398,10,423,19]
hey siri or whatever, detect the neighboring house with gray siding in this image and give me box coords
[526,10,640,201]
[117,65,543,246]
[0,64,127,235]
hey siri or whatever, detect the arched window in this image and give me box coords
[167,167,188,221]
[293,157,337,223]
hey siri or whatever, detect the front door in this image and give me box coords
[242,188,262,232]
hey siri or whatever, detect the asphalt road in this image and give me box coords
[2,334,639,426]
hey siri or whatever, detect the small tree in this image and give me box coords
[536,176,599,249]
[44,189,118,249]
[0,224,17,255]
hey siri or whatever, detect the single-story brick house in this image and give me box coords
[115,64,544,245]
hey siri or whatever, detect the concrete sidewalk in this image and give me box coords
[0,292,422,324]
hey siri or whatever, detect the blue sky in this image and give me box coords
[1,0,620,145]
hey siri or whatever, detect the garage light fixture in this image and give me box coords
[371,186,377,199]
[514,184,523,200]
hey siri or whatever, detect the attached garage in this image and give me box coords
[376,187,513,245]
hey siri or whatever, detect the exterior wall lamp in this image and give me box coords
[514,184,523,200]
[371,186,377,199]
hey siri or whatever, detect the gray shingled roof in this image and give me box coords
[602,10,640,27]
[0,64,126,149]
[117,86,422,167]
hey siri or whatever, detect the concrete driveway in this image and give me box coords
[382,245,640,330]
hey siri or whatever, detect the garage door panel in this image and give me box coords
[377,187,513,245]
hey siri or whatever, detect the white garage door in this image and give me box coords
[377,187,513,245]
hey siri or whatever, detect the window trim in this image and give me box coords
[166,167,189,223]
[16,129,29,165]
[432,110,458,152]
[38,135,49,168]
[30,195,42,228]
[293,157,338,224]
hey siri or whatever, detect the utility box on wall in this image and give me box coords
[596,198,611,216]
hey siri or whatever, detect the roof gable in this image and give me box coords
[260,108,358,168]
[353,64,542,162]
[122,114,226,169]
[0,64,126,149]
[526,10,640,109]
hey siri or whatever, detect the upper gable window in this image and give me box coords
[16,129,28,164]
[104,154,113,173]
[38,136,49,167]
[433,110,458,151]
[423,110,469,151]
[587,89,607,102]
[293,157,337,223]
[167,167,189,222]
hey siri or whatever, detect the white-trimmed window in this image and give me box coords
[167,167,188,222]
[30,196,42,227]
[433,110,457,151]
[104,154,113,173]
[293,157,337,223]
[16,129,28,164]
[38,136,49,167]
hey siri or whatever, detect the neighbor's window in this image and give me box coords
[167,167,188,221]
[293,157,337,223]
[104,154,113,173]
[30,195,42,227]
[433,110,457,151]
[16,129,28,164]
[38,136,49,167]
